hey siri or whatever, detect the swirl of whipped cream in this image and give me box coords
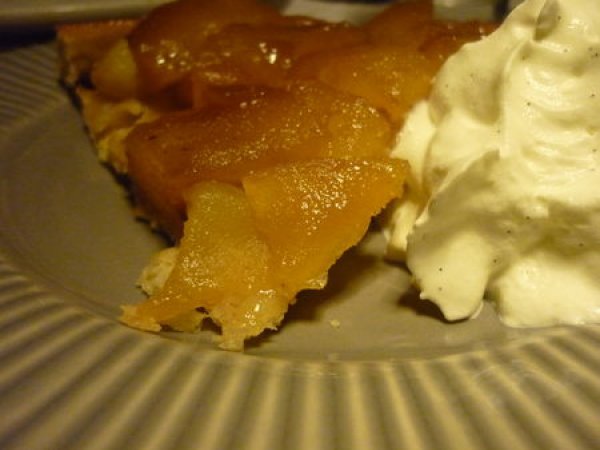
[387,0,600,326]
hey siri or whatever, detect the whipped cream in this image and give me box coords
[387,0,600,327]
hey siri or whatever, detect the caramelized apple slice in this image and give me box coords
[126,82,393,238]
[366,0,495,50]
[129,0,282,93]
[121,182,283,349]
[176,19,367,108]
[91,39,140,100]
[291,44,440,125]
[121,157,407,350]
[243,158,409,292]
[291,4,496,126]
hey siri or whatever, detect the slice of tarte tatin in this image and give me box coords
[121,158,407,350]
[57,0,495,349]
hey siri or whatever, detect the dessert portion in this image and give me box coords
[58,0,494,349]
[386,0,600,327]
[123,158,407,350]
[125,81,395,238]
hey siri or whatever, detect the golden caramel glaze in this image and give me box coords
[125,81,394,238]
[289,1,497,126]
[174,18,368,108]
[243,158,409,293]
[122,182,278,348]
[128,0,283,94]
[291,44,440,126]
[121,158,407,349]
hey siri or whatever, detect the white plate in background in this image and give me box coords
[0,0,171,29]
[0,0,518,30]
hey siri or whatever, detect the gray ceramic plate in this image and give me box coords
[0,0,171,29]
[0,3,598,450]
